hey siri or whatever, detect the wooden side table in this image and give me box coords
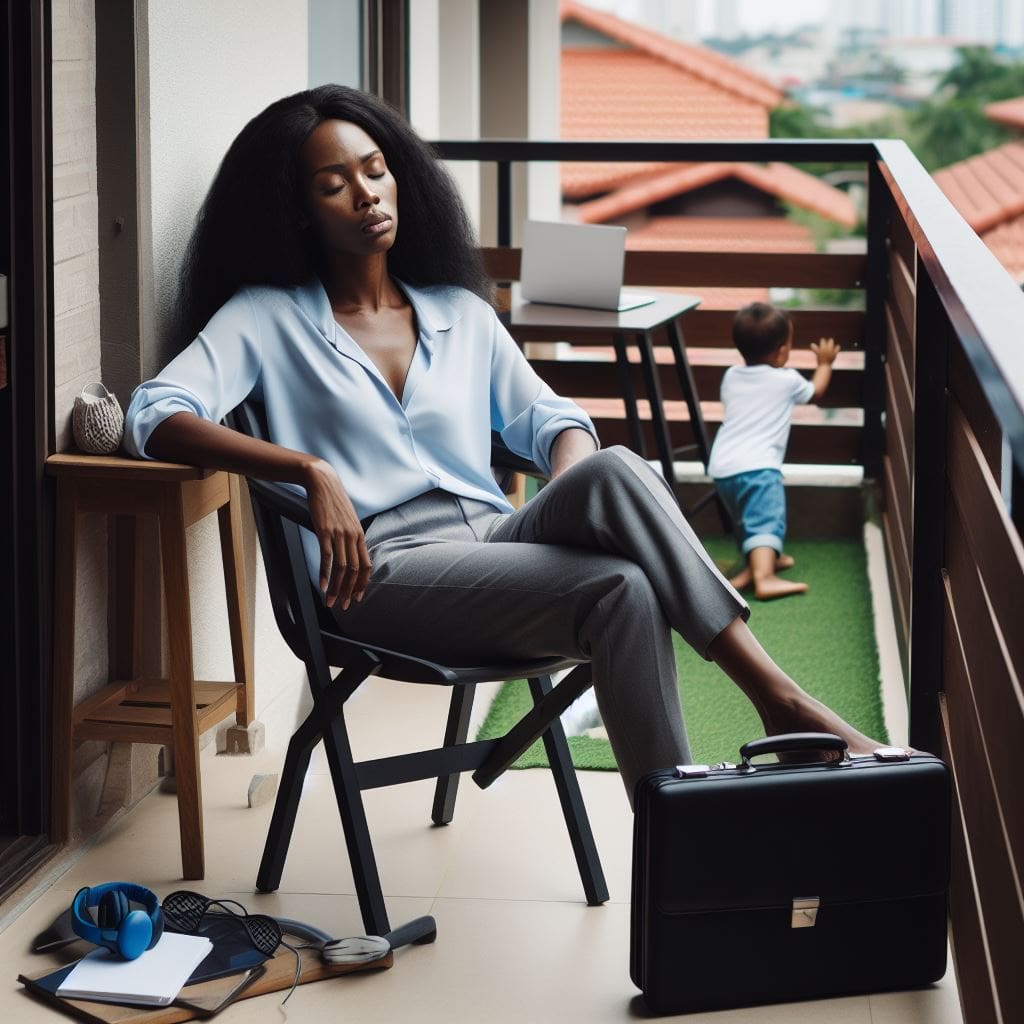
[47,453,256,880]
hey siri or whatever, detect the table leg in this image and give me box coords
[51,477,78,843]
[612,331,645,456]
[159,484,205,880]
[636,330,679,498]
[666,319,734,533]
[218,474,255,726]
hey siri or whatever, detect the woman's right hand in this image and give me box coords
[300,458,372,610]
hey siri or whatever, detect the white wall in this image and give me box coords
[51,0,112,827]
[137,0,315,734]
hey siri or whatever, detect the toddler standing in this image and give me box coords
[708,302,839,599]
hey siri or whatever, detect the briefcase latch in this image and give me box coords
[791,897,820,928]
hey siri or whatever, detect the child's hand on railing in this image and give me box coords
[811,337,841,365]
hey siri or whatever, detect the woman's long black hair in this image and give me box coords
[174,85,492,350]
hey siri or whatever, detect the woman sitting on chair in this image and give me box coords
[124,85,883,805]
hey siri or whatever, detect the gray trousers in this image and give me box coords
[334,446,748,799]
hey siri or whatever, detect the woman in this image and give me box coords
[125,85,883,804]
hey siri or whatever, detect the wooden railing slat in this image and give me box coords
[945,503,1024,892]
[941,696,1003,1024]
[950,341,1002,482]
[482,247,867,289]
[948,403,1024,684]
[943,578,1024,1023]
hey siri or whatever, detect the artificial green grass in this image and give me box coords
[475,536,888,770]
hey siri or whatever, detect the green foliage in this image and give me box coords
[771,47,1024,172]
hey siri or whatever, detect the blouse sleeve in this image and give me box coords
[123,289,263,459]
[487,309,599,475]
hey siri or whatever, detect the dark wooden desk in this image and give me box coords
[503,289,724,525]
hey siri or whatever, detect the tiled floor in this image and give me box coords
[5,669,963,1023]
[3,520,961,1022]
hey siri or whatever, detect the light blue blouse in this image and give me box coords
[124,277,597,574]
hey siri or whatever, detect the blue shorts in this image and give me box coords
[714,469,786,555]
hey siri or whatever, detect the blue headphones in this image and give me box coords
[71,882,165,960]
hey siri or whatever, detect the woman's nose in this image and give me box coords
[353,178,380,208]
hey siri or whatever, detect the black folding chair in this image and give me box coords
[226,401,608,942]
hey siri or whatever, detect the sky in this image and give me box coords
[702,0,826,35]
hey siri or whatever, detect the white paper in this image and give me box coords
[57,932,213,1006]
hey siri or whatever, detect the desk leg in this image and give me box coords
[612,331,645,456]
[218,474,255,726]
[159,485,205,880]
[636,330,679,500]
[666,319,733,534]
[51,478,78,843]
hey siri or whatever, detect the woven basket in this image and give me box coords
[72,382,124,454]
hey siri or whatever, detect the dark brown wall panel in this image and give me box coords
[529,359,864,409]
[948,405,1024,683]
[943,585,1024,1024]
[881,457,912,620]
[589,418,862,464]
[942,699,1001,1024]
[884,369,913,556]
[949,341,1001,482]
[890,211,916,274]
[945,502,1024,890]
[889,245,916,346]
[482,247,867,289]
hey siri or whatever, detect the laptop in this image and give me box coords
[519,220,655,312]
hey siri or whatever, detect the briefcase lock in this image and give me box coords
[791,897,820,928]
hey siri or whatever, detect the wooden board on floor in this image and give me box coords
[19,944,393,1023]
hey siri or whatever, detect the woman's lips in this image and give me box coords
[362,217,393,236]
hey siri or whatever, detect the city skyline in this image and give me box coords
[581,0,1024,44]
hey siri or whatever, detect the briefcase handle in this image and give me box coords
[739,732,849,769]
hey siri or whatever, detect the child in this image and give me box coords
[708,302,839,600]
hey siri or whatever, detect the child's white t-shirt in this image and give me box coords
[707,364,815,478]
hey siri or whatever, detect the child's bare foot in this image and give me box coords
[730,555,793,591]
[729,566,753,591]
[753,575,808,600]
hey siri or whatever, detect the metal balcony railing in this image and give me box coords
[432,138,1024,1024]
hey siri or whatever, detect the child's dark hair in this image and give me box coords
[732,303,791,364]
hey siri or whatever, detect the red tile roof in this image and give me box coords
[624,216,815,253]
[984,96,1024,130]
[574,162,857,228]
[561,2,783,108]
[560,2,782,198]
[933,141,1024,235]
[980,213,1024,283]
[934,141,1024,283]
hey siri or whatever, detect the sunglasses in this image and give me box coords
[162,890,282,954]
[162,890,301,1002]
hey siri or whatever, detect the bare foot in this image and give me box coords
[730,554,795,592]
[729,566,753,591]
[761,686,884,758]
[753,575,808,600]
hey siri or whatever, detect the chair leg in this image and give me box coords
[320,710,391,936]
[256,710,320,893]
[528,676,609,906]
[431,684,476,825]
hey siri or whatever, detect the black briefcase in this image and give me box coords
[630,733,951,1015]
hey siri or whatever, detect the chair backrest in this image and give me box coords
[224,400,327,669]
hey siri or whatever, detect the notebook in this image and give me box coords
[519,219,655,312]
[56,932,213,1007]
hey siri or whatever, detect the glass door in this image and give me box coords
[0,0,55,901]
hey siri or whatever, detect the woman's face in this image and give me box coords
[300,119,398,258]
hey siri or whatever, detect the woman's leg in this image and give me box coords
[488,447,885,757]
[335,491,690,801]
